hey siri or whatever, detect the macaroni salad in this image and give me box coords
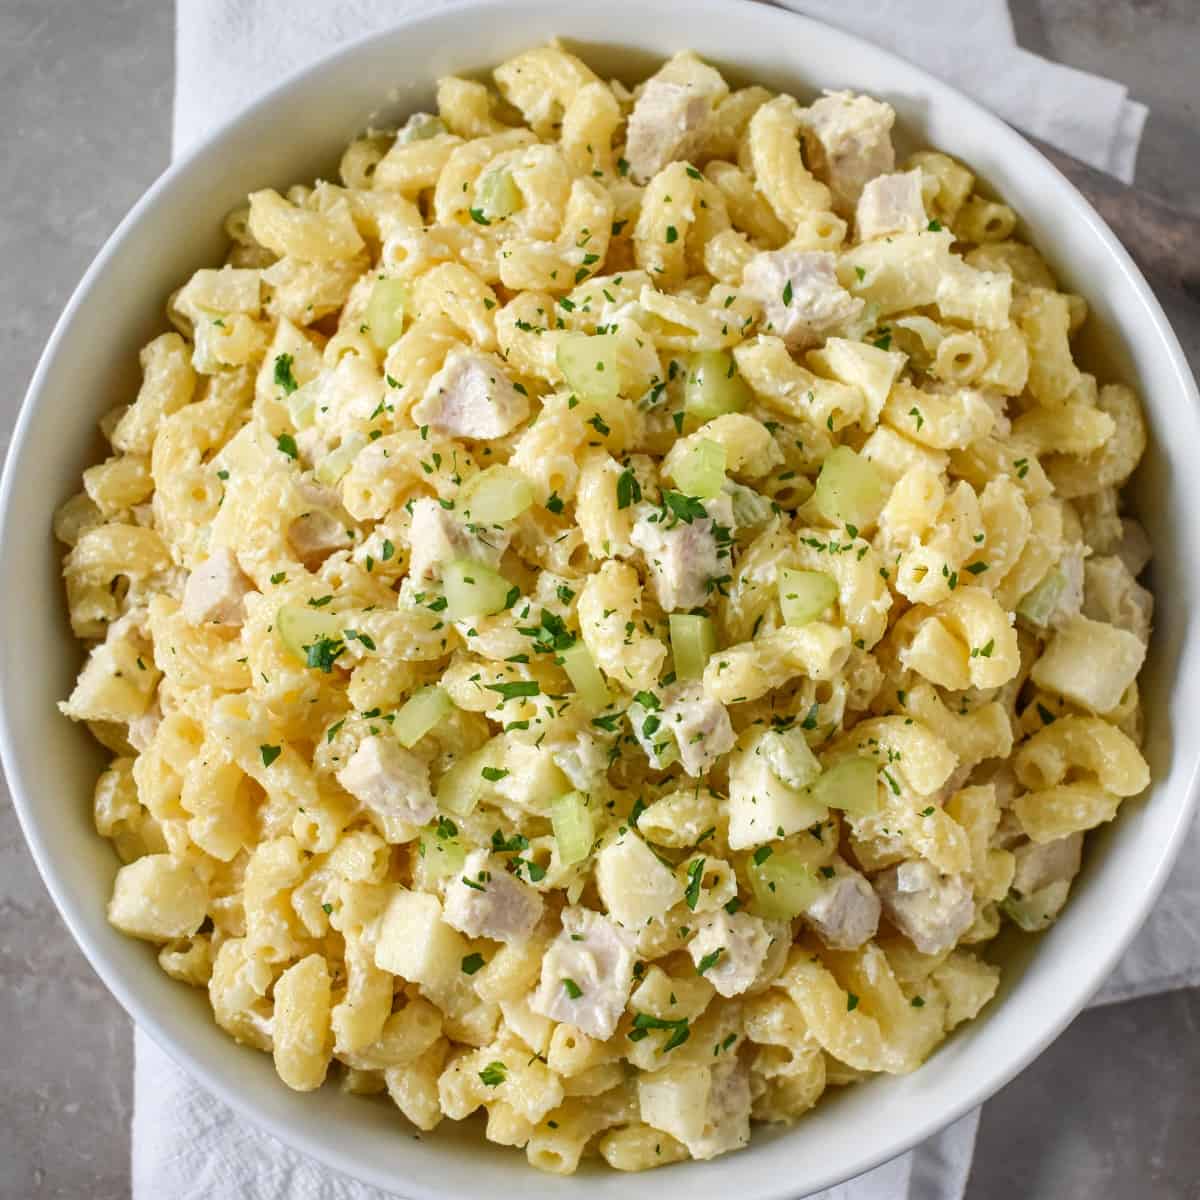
[57,45,1153,1173]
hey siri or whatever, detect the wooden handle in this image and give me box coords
[1031,138,1200,306]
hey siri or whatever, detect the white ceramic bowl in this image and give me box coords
[3,2,1197,1195]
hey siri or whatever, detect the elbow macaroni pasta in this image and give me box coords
[57,46,1154,1174]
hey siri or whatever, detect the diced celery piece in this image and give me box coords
[748,849,823,920]
[556,333,619,403]
[459,465,535,524]
[395,685,453,749]
[551,791,595,866]
[1017,569,1066,627]
[778,568,838,626]
[684,350,751,422]
[726,481,774,530]
[673,438,726,500]
[397,112,446,144]
[436,740,505,817]
[443,558,515,622]
[315,432,367,488]
[366,277,409,350]
[276,604,342,663]
[669,613,716,681]
[1001,880,1071,932]
[813,446,888,529]
[417,824,466,881]
[558,640,610,711]
[811,757,880,816]
[286,381,318,430]
[474,166,523,222]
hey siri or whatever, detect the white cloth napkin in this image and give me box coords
[138,2,1179,1197]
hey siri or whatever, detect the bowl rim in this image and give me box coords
[3,0,1198,1194]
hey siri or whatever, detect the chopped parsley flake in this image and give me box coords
[616,466,642,510]
[491,830,530,853]
[485,680,540,701]
[661,490,708,526]
[273,353,298,394]
[684,857,705,910]
[629,1012,690,1052]
[478,1061,506,1086]
[304,636,345,673]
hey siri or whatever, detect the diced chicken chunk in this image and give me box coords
[687,910,777,997]
[293,424,329,468]
[1084,555,1153,645]
[549,729,611,791]
[688,1059,752,1161]
[625,79,713,184]
[182,546,253,626]
[336,736,436,826]
[408,498,470,584]
[979,390,1012,438]
[671,683,736,776]
[411,348,529,440]
[978,761,1020,813]
[630,494,732,611]
[289,509,353,564]
[1012,832,1083,897]
[929,762,975,811]
[803,860,881,950]
[800,91,896,215]
[530,906,637,1040]
[632,682,736,777]
[407,496,508,584]
[127,700,162,753]
[443,848,544,944]
[288,480,355,566]
[742,250,864,351]
[1003,833,1084,931]
[874,859,974,955]
[1046,543,1086,629]
[856,169,926,241]
[1115,518,1152,578]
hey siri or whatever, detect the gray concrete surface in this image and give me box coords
[0,2,1196,1198]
